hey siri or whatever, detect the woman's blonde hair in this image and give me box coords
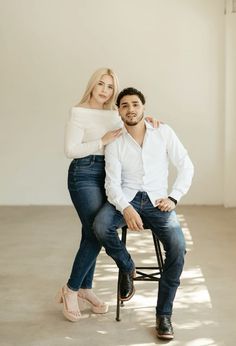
[78,68,119,110]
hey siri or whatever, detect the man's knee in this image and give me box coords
[168,224,186,254]
[160,212,185,250]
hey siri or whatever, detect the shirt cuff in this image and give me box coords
[108,197,130,214]
[120,202,131,214]
[168,190,182,202]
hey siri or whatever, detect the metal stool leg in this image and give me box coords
[116,271,122,321]
[152,233,164,270]
[116,227,127,321]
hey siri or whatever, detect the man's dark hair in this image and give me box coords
[116,87,146,107]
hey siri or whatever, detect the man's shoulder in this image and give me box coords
[152,123,174,137]
[105,134,124,152]
[151,123,178,144]
[158,123,172,132]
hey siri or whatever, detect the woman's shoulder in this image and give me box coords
[71,105,93,114]
[68,106,119,127]
[71,106,117,115]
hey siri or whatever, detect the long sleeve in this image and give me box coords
[164,126,194,201]
[104,141,130,213]
[64,107,121,159]
[64,119,101,159]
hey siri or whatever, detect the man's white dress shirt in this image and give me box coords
[105,121,194,213]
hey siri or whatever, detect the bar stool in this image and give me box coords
[116,226,164,321]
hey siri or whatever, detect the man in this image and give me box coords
[93,87,194,340]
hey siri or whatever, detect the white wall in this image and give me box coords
[0,0,233,206]
[224,3,236,207]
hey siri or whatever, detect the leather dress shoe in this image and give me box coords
[119,270,135,301]
[156,315,174,340]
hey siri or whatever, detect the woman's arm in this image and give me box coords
[64,118,122,159]
[64,120,102,159]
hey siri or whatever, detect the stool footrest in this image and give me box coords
[134,269,162,281]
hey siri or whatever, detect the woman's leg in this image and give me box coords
[67,186,106,290]
[77,227,96,289]
[58,157,107,321]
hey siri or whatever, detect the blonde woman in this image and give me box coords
[57,68,158,322]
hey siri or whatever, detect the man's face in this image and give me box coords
[118,95,144,126]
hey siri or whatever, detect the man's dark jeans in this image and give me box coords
[93,191,186,316]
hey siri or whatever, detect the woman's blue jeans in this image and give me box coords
[93,191,186,316]
[67,155,106,290]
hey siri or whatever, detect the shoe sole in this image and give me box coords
[119,287,135,302]
[78,296,109,314]
[156,332,174,340]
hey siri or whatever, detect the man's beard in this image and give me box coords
[123,112,144,126]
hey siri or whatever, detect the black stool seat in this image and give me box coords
[116,226,164,321]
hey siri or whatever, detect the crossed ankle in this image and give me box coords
[78,288,105,307]
[66,284,78,292]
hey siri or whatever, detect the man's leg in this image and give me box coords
[93,202,135,300]
[132,193,185,339]
[147,211,185,316]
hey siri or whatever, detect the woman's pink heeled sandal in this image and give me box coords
[56,285,81,322]
[77,289,109,314]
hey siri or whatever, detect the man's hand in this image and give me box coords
[155,198,176,212]
[123,206,144,231]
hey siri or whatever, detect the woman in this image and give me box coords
[57,68,158,322]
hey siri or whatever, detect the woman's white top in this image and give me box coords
[64,107,122,159]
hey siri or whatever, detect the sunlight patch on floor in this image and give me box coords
[185,338,217,346]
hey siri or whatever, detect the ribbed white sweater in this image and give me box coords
[64,107,122,159]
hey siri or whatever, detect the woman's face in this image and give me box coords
[91,74,114,107]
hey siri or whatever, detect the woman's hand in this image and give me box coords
[101,128,122,146]
[145,116,161,128]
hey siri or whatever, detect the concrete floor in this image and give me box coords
[0,206,236,346]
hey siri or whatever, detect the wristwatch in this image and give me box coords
[168,196,177,205]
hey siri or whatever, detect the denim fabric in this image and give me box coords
[93,191,186,316]
[67,155,106,290]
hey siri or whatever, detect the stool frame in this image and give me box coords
[116,226,164,321]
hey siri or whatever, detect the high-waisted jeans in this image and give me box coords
[93,191,186,316]
[67,155,106,290]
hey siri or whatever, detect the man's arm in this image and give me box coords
[104,141,129,213]
[104,141,144,231]
[164,125,194,202]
